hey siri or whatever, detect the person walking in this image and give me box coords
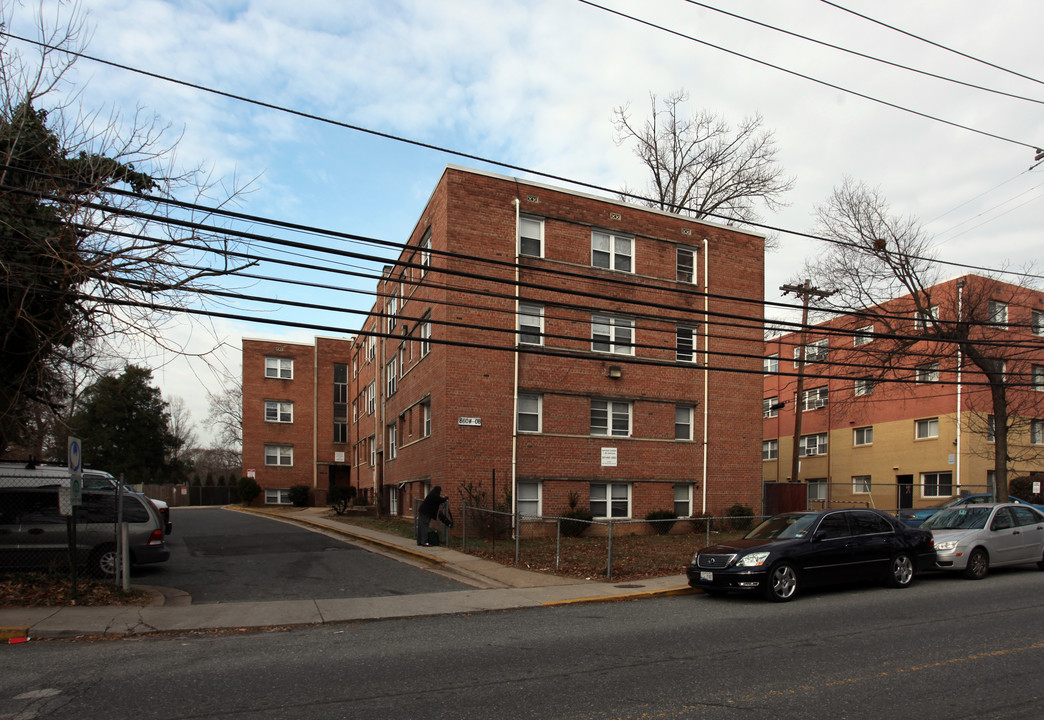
[416,485,447,545]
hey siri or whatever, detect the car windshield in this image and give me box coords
[745,514,818,540]
[922,507,991,530]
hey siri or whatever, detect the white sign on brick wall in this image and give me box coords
[601,447,618,467]
[458,417,482,426]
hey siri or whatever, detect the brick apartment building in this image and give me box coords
[344,165,766,523]
[241,166,766,518]
[763,275,1044,513]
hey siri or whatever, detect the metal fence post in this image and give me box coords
[462,503,468,549]
[607,519,614,581]
[556,518,561,572]
[514,508,521,565]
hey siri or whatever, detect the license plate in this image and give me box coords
[700,571,713,582]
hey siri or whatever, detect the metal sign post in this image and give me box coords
[67,436,83,604]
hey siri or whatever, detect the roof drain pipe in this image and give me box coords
[511,198,521,537]
[702,238,710,514]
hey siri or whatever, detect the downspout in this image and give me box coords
[511,199,521,526]
[955,279,965,492]
[701,238,710,513]
[313,339,319,491]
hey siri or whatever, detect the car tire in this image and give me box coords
[764,562,798,602]
[963,548,989,580]
[886,552,915,588]
[89,544,118,579]
[1037,551,1044,571]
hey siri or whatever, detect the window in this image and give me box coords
[676,247,695,283]
[674,484,692,517]
[801,386,828,411]
[988,300,1008,328]
[420,313,431,356]
[853,475,872,494]
[676,325,697,362]
[366,335,376,361]
[519,217,543,257]
[387,357,397,396]
[265,488,292,505]
[386,294,397,334]
[762,439,778,461]
[591,399,631,436]
[853,426,873,446]
[517,394,541,433]
[854,378,874,397]
[1034,365,1044,391]
[334,363,347,443]
[1031,419,1043,445]
[518,303,544,345]
[915,362,939,383]
[591,231,632,272]
[265,357,293,379]
[914,305,939,331]
[420,230,431,276]
[367,382,376,415]
[264,401,293,423]
[807,479,827,503]
[986,415,995,443]
[795,338,828,364]
[264,444,293,467]
[915,417,939,439]
[763,397,779,418]
[591,314,634,355]
[517,481,541,517]
[764,354,778,374]
[922,471,953,498]
[675,405,693,440]
[422,401,432,437]
[1033,309,1043,337]
[387,424,397,460]
[853,325,874,346]
[799,433,828,457]
[590,482,630,518]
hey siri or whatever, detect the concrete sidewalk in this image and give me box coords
[0,507,696,640]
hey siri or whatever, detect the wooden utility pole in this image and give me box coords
[780,280,834,486]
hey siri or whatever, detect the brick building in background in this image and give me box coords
[346,165,765,522]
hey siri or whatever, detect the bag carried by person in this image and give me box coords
[438,505,454,528]
[426,529,441,546]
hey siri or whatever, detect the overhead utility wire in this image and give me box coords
[682,0,1043,104]
[2,36,1043,286]
[575,0,1038,150]
[819,0,1044,87]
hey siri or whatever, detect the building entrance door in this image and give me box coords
[896,475,914,510]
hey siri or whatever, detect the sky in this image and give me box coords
[5,0,1042,446]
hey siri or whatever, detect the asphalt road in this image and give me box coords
[3,564,1043,719]
[130,507,467,603]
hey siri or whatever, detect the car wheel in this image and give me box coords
[89,544,117,579]
[963,548,989,580]
[886,552,915,588]
[764,562,798,602]
[1038,550,1044,571]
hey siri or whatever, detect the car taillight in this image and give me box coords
[147,529,164,546]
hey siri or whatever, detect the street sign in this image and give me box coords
[68,436,83,506]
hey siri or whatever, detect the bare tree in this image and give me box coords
[206,381,242,456]
[0,1,255,454]
[801,177,1043,500]
[612,89,793,235]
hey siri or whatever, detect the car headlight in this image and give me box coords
[935,540,958,552]
[735,551,771,567]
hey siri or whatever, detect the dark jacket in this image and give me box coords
[418,486,445,517]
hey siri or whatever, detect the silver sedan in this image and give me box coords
[923,502,1044,580]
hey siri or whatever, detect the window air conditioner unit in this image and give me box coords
[814,399,827,409]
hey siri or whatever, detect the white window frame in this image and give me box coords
[420,313,431,356]
[265,488,292,505]
[762,439,778,461]
[422,401,432,438]
[852,475,872,494]
[591,314,634,355]
[914,305,939,331]
[676,325,697,363]
[590,482,631,519]
[676,247,695,283]
[264,357,293,379]
[1033,309,1043,337]
[807,478,827,503]
[673,484,693,517]
[517,394,542,433]
[420,230,431,276]
[675,405,693,440]
[387,357,398,396]
[1033,365,1044,392]
[915,417,939,439]
[264,444,293,467]
[366,335,376,361]
[922,471,953,498]
[853,426,873,446]
[854,378,874,397]
[264,401,293,424]
[369,435,376,467]
[853,325,874,346]
[387,423,397,460]
[764,354,778,374]
[988,300,1008,328]
[799,433,828,457]
[795,338,828,364]
[386,294,397,334]
[915,362,940,383]
[367,382,376,415]
[1030,419,1044,445]
[987,415,995,443]
[801,386,829,411]
[591,399,631,437]
[518,303,544,346]
[763,397,779,419]
[519,216,543,258]
[517,481,542,517]
[591,231,633,273]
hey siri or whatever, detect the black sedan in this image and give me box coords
[687,509,935,601]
